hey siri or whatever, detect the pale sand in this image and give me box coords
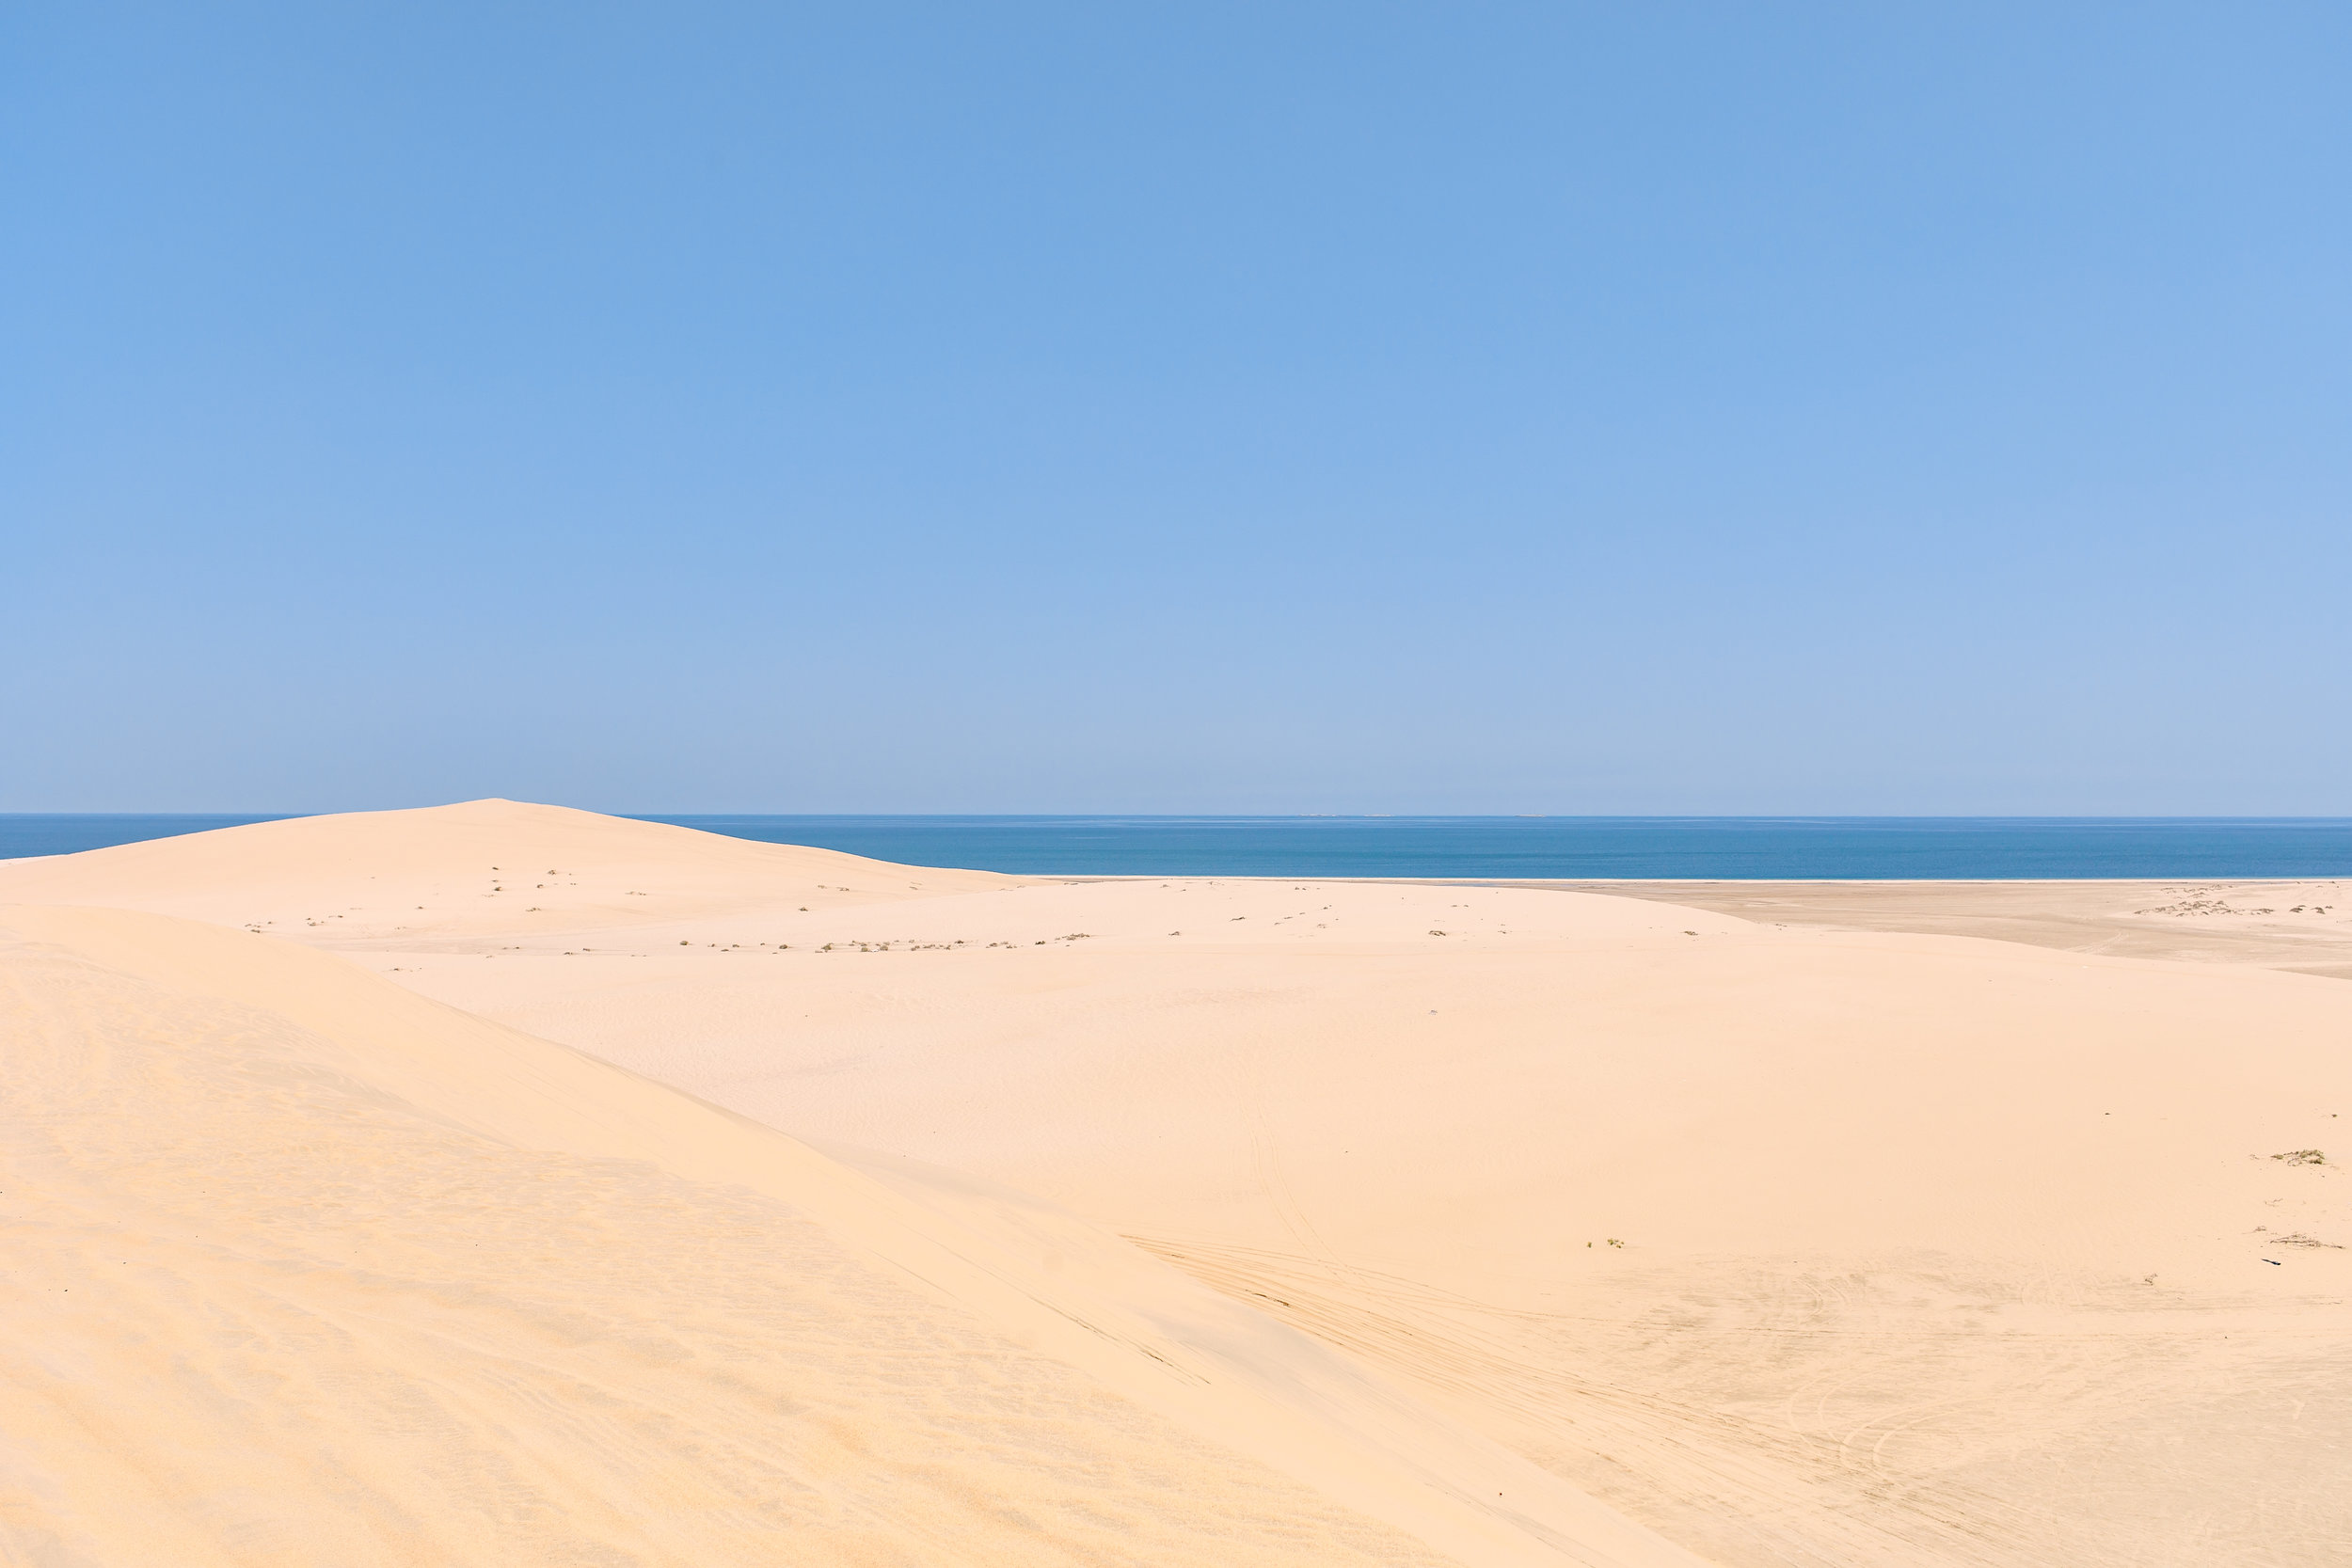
[1,903,1690,1568]
[6,801,2348,1566]
[1485,879,2352,980]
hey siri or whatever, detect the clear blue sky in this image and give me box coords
[7,4,2347,814]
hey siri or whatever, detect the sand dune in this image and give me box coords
[0,800,1014,940]
[1,899,1696,1566]
[7,801,2348,1566]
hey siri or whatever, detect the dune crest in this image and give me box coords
[0,799,1017,941]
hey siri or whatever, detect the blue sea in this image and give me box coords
[6,814,2351,879]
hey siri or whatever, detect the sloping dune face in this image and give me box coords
[0,799,1015,941]
[0,903,1701,1568]
[8,803,2351,1568]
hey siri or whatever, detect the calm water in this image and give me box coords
[0,815,292,859]
[5,814,2350,879]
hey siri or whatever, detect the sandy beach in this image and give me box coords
[1507,878,2352,980]
[5,801,2346,1566]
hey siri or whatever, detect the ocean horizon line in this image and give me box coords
[8,810,2350,880]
